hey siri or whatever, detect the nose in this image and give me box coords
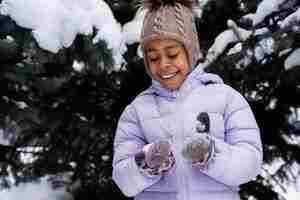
[159,56,171,70]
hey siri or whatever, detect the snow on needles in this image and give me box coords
[0,0,126,71]
[0,129,10,146]
[204,25,251,66]
[244,0,286,26]
[122,8,146,45]
[0,177,73,200]
[284,48,300,70]
[281,8,300,28]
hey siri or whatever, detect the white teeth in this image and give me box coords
[161,72,178,79]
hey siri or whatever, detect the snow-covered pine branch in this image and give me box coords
[0,0,127,71]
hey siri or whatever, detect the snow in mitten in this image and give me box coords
[182,112,214,165]
[135,140,175,176]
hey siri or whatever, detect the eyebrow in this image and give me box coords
[145,44,180,53]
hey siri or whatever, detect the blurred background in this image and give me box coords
[0,0,300,199]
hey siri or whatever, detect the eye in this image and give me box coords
[149,57,159,62]
[168,54,178,59]
[167,49,180,59]
[147,52,159,62]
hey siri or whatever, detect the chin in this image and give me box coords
[165,85,180,91]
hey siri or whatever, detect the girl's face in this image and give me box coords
[145,39,190,91]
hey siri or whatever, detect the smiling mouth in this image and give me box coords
[161,72,179,79]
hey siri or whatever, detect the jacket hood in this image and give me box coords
[141,63,224,98]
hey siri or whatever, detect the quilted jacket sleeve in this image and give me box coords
[112,104,162,197]
[198,86,263,186]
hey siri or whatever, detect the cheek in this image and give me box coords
[148,64,156,74]
[176,54,190,72]
[147,65,160,80]
[178,62,190,75]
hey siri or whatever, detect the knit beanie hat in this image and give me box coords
[140,0,201,73]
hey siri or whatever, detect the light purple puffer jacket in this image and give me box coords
[113,64,263,200]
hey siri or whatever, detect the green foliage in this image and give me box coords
[0,10,128,199]
[201,1,300,199]
[1,0,300,200]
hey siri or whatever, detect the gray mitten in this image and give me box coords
[135,140,175,176]
[182,134,213,163]
[144,140,172,169]
[182,112,214,164]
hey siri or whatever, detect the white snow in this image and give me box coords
[122,8,146,45]
[18,146,44,164]
[0,177,73,200]
[288,107,300,126]
[263,159,300,200]
[238,0,247,12]
[227,20,248,41]
[279,48,292,57]
[262,105,300,200]
[284,48,300,70]
[254,37,275,62]
[245,0,286,26]
[281,8,300,28]
[14,101,28,109]
[101,155,110,161]
[0,0,127,71]
[72,60,85,72]
[204,25,251,66]
[137,44,144,58]
[0,129,10,146]
[204,19,271,68]
[266,98,277,110]
[227,43,242,55]
[194,0,212,19]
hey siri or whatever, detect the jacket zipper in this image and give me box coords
[175,90,189,200]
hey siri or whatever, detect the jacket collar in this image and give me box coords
[141,63,223,99]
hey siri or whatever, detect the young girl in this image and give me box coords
[112,0,263,200]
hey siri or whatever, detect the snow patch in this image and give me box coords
[0,177,73,200]
[122,8,146,45]
[0,0,127,71]
[284,48,300,70]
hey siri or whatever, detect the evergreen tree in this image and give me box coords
[0,0,300,200]
[199,0,300,200]
[0,1,126,198]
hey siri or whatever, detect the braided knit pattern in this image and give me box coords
[174,4,185,36]
[153,13,163,32]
